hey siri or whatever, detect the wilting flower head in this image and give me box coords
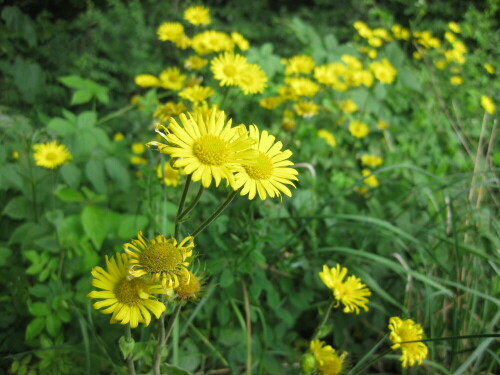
[87,253,166,328]
[135,74,161,87]
[174,271,204,302]
[319,264,371,314]
[123,232,194,289]
[389,317,429,367]
[33,141,72,169]
[233,125,298,200]
[310,339,346,375]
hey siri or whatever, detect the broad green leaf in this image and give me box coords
[3,196,31,219]
[60,163,82,188]
[77,111,97,129]
[105,157,130,191]
[85,159,107,194]
[71,90,93,105]
[81,205,107,249]
[219,269,234,288]
[46,314,61,337]
[25,317,45,340]
[55,187,85,202]
[47,117,75,136]
[59,75,86,89]
[160,364,193,375]
[119,336,135,359]
[28,302,50,317]
[0,246,12,267]
[118,214,148,239]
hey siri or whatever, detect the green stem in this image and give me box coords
[312,299,336,340]
[174,175,192,240]
[125,325,137,375]
[97,104,135,125]
[178,184,204,220]
[219,86,231,108]
[402,333,500,344]
[26,140,39,222]
[191,190,238,237]
[153,296,167,375]
[350,348,392,375]
[189,323,229,367]
[164,304,182,345]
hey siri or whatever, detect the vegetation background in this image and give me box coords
[0,0,498,374]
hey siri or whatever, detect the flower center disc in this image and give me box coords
[223,65,237,77]
[193,135,229,165]
[244,152,273,180]
[139,242,183,273]
[114,278,146,305]
[46,152,57,161]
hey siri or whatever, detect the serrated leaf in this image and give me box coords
[25,317,45,340]
[81,205,107,249]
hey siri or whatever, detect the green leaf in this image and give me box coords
[59,75,86,89]
[25,317,45,340]
[47,117,75,136]
[85,159,107,194]
[105,157,130,191]
[77,111,97,129]
[118,214,148,239]
[28,302,50,317]
[12,58,45,102]
[30,284,50,298]
[160,364,193,375]
[55,187,85,202]
[3,196,31,219]
[119,336,135,359]
[81,205,107,249]
[46,314,61,337]
[0,246,12,267]
[71,90,93,105]
[219,268,234,288]
[60,163,82,188]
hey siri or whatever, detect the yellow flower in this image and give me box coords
[154,102,187,123]
[362,169,379,188]
[294,100,319,118]
[12,151,19,159]
[339,99,358,114]
[349,120,369,138]
[147,108,257,188]
[314,63,347,86]
[287,77,320,97]
[434,59,447,70]
[284,55,315,75]
[174,271,204,301]
[210,52,248,87]
[113,132,125,141]
[448,21,461,33]
[157,22,184,42]
[353,21,372,39]
[159,67,186,91]
[481,95,496,114]
[123,232,194,289]
[156,162,181,187]
[184,55,208,70]
[369,58,397,84]
[135,74,161,87]
[130,156,147,165]
[233,125,298,200]
[319,264,371,314]
[341,55,363,70]
[484,63,495,74]
[238,64,268,95]
[231,32,250,51]
[450,76,463,85]
[377,120,389,130]
[173,34,191,50]
[317,129,336,147]
[310,340,346,375]
[191,30,234,55]
[259,97,282,110]
[358,46,377,59]
[184,6,211,26]
[373,28,392,42]
[33,141,72,169]
[361,154,383,167]
[391,25,410,40]
[179,85,214,103]
[132,143,145,155]
[87,253,166,328]
[368,36,383,47]
[281,119,296,131]
[389,317,429,368]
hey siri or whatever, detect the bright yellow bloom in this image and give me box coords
[368,36,383,47]
[284,55,315,75]
[184,6,211,26]
[233,125,298,200]
[278,85,299,101]
[434,59,447,70]
[450,76,463,85]
[448,22,460,33]
[154,102,187,123]
[294,100,319,118]
[156,162,181,187]
[87,253,166,328]
[391,25,410,40]
[211,52,248,87]
[339,99,358,113]
[159,67,186,91]
[389,317,429,368]
[123,232,194,289]
[377,120,389,130]
[314,63,347,86]
[358,46,377,59]
[184,55,208,70]
[132,143,145,155]
[148,108,257,188]
[191,30,234,55]
[362,169,379,188]
[310,340,346,375]
[33,141,71,169]
[319,264,371,314]
[157,22,184,42]
[341,55,363,70]
[173,34,191,50]
[238,64,268,95]
[130,156,147,165]
[259,97,282,110]
[286,77,319,97]
[113,132,125,141]
[369,58,397,84]
[231,32,250,51]
[481,95,495,114]
[353,21,372,39]
[349,120,369,138]
[281,119,296,131]
[361,154,382,167]
[373,28,392,41]
[484,63,495,74]
[317,129,336,147]
[179,85,214,103]
[135,74,161,87]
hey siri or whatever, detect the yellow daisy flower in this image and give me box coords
[210,52,248,87]
[377,120,389,130]
[231,32,250,51]
[369,58,397,84]
[259,97,282,110]
[238,64,268,95]
[156,162,181,187]
[159,67,186,91]
[147,108,257,188]
[362,169,379,188]
[233,125,298,200]
[484,63,495,74]
[135,74,161,87]
[191,30,234,55]
[310,340,346,375]
[450,76,463,85]
[130,156,147,165]
[184,6,211,26]
[184,55,208,70]
[481,95,496,115]
[157,22,184,42]
[154,102,187,123]
[361,154,383,167]
[319,264,371,314]
[294,100,319,118]
[317,129,336,147]
[448,21,461,33]
[132,143,145,154]
[339,99,358,113]
[113,132,125,141]
[287,77,320,97]
[349,120,370,138]
[33,141,72,169]
[179,85,214,103]
[284,55,315,75]
[389,317,429,367]
[123,232,194,289]
[87,253,166,328]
